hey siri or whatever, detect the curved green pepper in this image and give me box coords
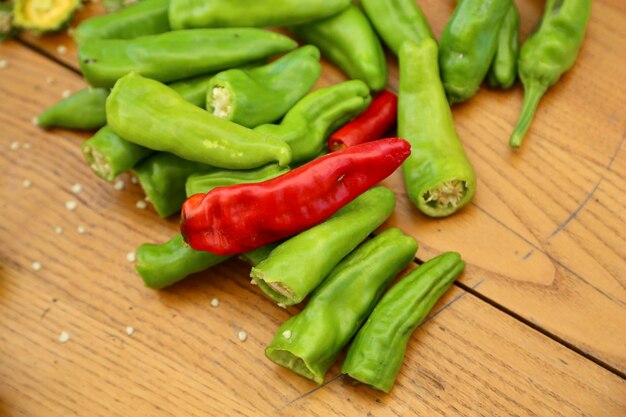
[185,163,289,197]
[133,153,215,218]
[73,0,170,44]
[439,0,512,103]
[510,0,591,148]
[206,46,321,128]
[37,88,109,130]
[266,228,418,384]
[107,72,292,169]
[169,0,351,30]
[360,0,433,56]
[136,234,231,290]
[399,39,476,218]
[487,3,520,89]
[254,80,371,164]
[291,6,387,91]
[341,252,465,393]
[250,186,395,306]
[79,28,297,88]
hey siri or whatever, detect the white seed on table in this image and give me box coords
[77,226,86,234]
[54,226,63,235]
[126,252,136,263]
[10,141,20,151]
[277,303,287,309]
[31,261,42,271]
[237,331,248,342]
[71,183,82,194]
[282,330,292,339]
[46,76,56,85]
[210,298,219,308]
[22,179,32,188]
[135,200,147,209]
[31,117,38,126]
[113,180,125,190]
[23,142,32,149]
[65,200,77,211]
[130,176,139,184]
[0,59,7,69]
[58,331,70,343]
[57,45,67,55]
[125,326,134,336]
[62,89,72,98]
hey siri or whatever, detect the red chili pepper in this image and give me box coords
[327,90,398,152]
[180,138,411,255]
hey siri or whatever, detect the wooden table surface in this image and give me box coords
[1,1,625,416]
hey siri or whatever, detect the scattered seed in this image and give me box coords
[144,196,150,202]
[62,89,72,98]
[126,252,136,263]
[22,179,32,188]
[277,303,287,309]
[250,279,256,285]
[113,180,125,190]
[46,76,56,85]
[0,59,7,69]
[54,226,63,235]
[10,141,20,151]
[210,298,219,308]
[125,326,134,336]
[130,176,139,184]
[77,226,86,234]
[58,331,70,343]
[23,142,32,149]
[31,261,42,271]
[282,330,292,339]
[135,200,147,209]
[57,45,67,55]
[71,183,82,194]
[237,330,248,342]
[65,200,77,211]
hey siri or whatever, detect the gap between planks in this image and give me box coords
[14,37,626,383]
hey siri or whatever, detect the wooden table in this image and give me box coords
[1,1,625,415]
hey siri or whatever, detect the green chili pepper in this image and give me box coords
[399,39,476,218]
[291,6,387,91]
[254,80,371,164]
[341,252,465,393]
[185,164,289,197]
[439,0,512,103]
[206,46,321,128]
[266,228,417,384]
[486,3,520,89]
[36,88,109,130]
[82,126,152,182]
[73,0,170,44]
[250,186,395,306]
[133,153,214,218]
[136,234,231,290]
[360,0,433,56]
[107,72,292,169]
[79,28,297,88]
[169,0,351,30]
[510,0,591,149]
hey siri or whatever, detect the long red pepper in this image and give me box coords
[180,138,411,255]
[327,90,398,152]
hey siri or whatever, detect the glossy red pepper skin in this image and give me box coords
[180,138,411,255]
[328,91,398,152]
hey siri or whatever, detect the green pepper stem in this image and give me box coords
[509,82,547,149]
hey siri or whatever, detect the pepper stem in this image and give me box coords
[210,86,233,119]
[423,180,466,210]
[509,82,547,149]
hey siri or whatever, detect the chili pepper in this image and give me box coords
[486,3,520,89]
[180,138,410,256]
[439,0,512,103]
[254,80,371,164]
[185,164,289,198]
[168,0,351,30]
[251,186,396,306]
[82,126,153,182]
[107,72,292,169]
[327,90,397,152]
[360,0,433,56]
[341,252,465,393]
[136,234,231,290]
[82,72,218,181]
[36,88,109,130]
[132,153,215,218]
[73,0,170,44]
[265,227,418,383]
[79,28,297,88]
[399,39,476,218]
[206,46,321,128]
[510,0,591,149]
[291,6,387,91]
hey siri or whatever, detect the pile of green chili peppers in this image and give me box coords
[33,0,592,394]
